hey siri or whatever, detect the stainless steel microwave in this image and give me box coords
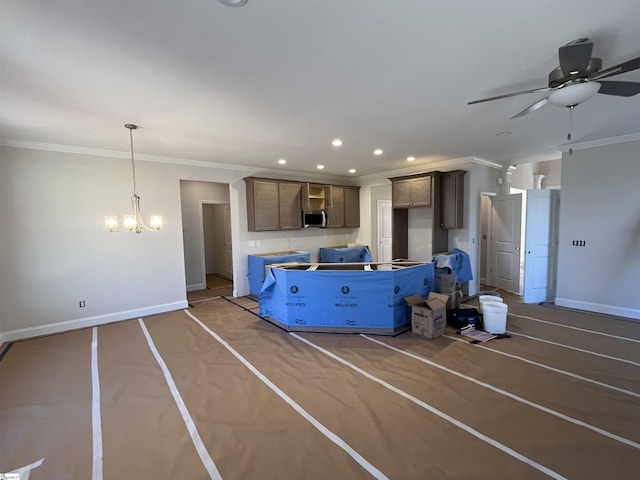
[302,210,327,228]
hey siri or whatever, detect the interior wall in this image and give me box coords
[0,145,249,341]
[555,140,640,319]
[449,162,501,296]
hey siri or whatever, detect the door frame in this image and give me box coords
[199,200,232,290]
[376,199,392,262]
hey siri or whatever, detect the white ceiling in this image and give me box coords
[2,0,640,177]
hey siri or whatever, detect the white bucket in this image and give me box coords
[482,301,508,334]
[479,295,503,313]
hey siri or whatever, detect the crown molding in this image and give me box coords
[356,156,477,183]
[558,132,640,152]
[0,137,259,173]
[470,156,503,169]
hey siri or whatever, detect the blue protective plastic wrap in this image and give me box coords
[318,246,372,263]
[258,262,434,334]
[247,252,311,295]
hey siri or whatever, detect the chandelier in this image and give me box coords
[104,124,162,233]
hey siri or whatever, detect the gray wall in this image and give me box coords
[555,140,640,319]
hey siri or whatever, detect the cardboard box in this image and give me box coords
[434,270,459,294]
[405,292,449,339]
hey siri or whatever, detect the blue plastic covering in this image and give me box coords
[431,248,473,283]
[318,246,372,263]
[259,262,434,334]
[247,252,311,295]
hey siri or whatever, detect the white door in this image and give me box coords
[377,200,393,262]
[523,190,560,303]
[489,194,522,293]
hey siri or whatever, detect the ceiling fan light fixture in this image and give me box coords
[548,82,601,107]
[218,0,248,7]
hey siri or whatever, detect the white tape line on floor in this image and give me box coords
[507,331,640,367]
[91,327,103,480]
[362,334,640,450]
[508,313,640,344]
[184,309,389,480]
[138,319,223,480]
[444,334,640,398]
[290,332,567,480]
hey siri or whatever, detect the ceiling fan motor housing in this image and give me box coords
[548,57,602,87]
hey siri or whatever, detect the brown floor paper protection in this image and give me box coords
[1,295,639,479]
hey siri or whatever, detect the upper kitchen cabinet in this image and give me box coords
[278,181,304,230]
[439,170,465,229]
[326,185,345,228]
[343,186,360,227]
[302,183,327,211]
[391,174,432,207]
[326,185,360,228]
[245,177,302,231]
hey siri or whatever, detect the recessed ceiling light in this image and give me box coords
[373,149,383,155]
[332,138,343,147]
[496,131,512,136]
[278,159,287,165]
[348,169,356,174]
[317,164,325,170]
[218,0,248,7]
[407,156,416,162]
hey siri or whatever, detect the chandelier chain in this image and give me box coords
[129,126,138,195]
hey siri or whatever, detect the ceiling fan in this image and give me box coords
[468,38,640,119]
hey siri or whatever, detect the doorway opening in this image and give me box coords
[180,180,234,303]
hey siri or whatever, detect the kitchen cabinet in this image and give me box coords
[390,171,464,259]
[326,185,360,228]
[302,183,327,211]
[391,175,431,207]
[245,177,302,231]
[343,186,360,227]
[440,170,465,229]
[278,181,303,230]
[326,186,345,228]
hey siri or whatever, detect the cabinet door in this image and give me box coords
[441,171,464,229]
[326,186,345,227]
[392,179,412,207]
[246,178,279,231]
[410,176,431,206]
[278,182,303,230]
[343,187,360,227]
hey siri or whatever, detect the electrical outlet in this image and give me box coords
[79,300,86,308]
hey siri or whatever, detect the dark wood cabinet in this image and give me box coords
[278,181,303,230]
[245,177,302,231]
[246,177,358,231]
[390,171,464,259]
[245,177,280,231]
[326,185,360,228]
[326,186,345,228]
[440,170,465,229]
[392,175,431,208]
[343,186,360,227]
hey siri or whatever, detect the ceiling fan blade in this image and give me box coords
[589,55,640,80]
[559,40,593,76]
[468,86,550,105]
[510,98,549,119]
[597,80,640,97]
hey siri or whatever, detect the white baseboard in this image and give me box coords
[186,282,206,292]
[0,300,189,343]
[554,297,640,320]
